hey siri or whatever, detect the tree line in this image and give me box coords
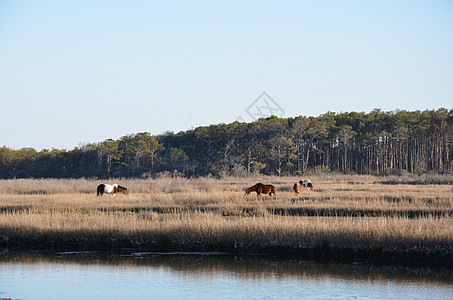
[1,108,452,179]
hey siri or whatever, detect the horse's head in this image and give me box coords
[245,183,262,195]
[118,185,128,195]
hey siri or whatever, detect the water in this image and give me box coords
[1,252,452,300]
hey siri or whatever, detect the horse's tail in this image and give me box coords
[308,182,314,191]
[97,184,104,196]
[271,185,276,195]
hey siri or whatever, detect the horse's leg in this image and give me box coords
[256,191,261,200]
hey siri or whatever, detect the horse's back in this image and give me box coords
[97,183,117,196]
[252,183,263,189]
[263,184,276,195]
[103,184,116,194]
[300,180,314,191]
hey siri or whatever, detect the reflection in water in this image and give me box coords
[1,252,452,300]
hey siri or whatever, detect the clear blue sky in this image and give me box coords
[1,1,452,150]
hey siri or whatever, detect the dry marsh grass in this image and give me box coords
[0,175,452,265]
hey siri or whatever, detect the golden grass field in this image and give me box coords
[0,175,452,265]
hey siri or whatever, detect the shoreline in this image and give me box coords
[2,232,452,268]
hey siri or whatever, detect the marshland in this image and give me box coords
[0,174,452,267]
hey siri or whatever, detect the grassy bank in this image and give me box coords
[0,175,452,266]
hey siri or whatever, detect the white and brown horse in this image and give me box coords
[293,179,314,195]
[97,184,128,196]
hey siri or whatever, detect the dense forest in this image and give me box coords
[1,109,452,179]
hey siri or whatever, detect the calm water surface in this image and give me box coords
[1,252,452,300]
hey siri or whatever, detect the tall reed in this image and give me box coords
[0,175,452,264]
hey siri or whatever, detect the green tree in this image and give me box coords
[292,116,328,175]
[96,139,121,177]
[338,125,356,174]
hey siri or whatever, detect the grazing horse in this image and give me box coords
[245,183,276,198]
[299,179,314,192]
[293,182,302,196]
[97,184,128,196]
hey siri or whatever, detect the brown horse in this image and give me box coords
[245,183,276,198]
[293,182,302,196]
[97,184,128,196]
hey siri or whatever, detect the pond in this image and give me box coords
[1,251,452,300]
